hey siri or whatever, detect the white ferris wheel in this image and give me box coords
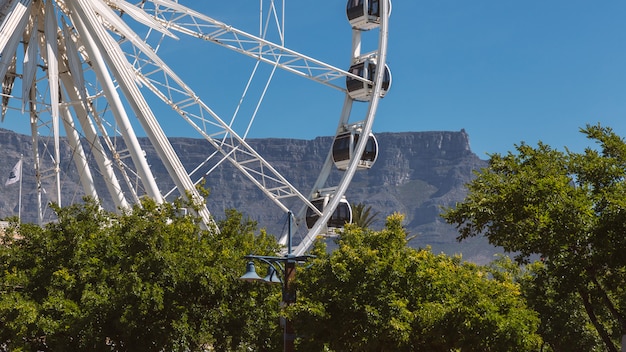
[0,0,391,255]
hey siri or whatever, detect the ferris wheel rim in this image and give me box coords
[290,0,391,255]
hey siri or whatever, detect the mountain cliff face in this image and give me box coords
[0,128,498,263]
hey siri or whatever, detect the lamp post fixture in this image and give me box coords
[239,211,314,352]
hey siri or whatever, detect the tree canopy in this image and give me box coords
[0,180,577,350]
[442,124,626,351]
[289,213,542,351]
[0,198,282,351]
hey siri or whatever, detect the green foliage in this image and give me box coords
[520,262,605,352]
[290,213,542,351]
[0,198,282,351]
[442,124,626,351]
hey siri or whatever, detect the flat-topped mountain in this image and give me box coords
[0,128,498,263]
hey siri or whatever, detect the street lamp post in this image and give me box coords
[239,211,314,352]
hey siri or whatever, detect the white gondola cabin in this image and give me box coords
[306,194,352,231]
[346,57,391,102]
[332,128,378,171]
[347,0,390,31]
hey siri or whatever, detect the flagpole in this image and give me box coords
[18,154,23,223]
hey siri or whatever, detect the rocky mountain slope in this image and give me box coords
[0,128,499,263]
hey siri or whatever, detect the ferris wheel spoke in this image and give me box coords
[1,55,16,119]
[135,59,316,214]
[110,27,317,213]
[69,0,165,204]
[74,0,221,229]
[59,99,98,201]
[138,0,369,91]
[0,0,32,55]
[0,0,32,108]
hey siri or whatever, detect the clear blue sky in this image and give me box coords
[4,1,626,158]
[387,0,626,157]
[145,0,626,157]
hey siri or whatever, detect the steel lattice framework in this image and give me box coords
[0,0,390,255]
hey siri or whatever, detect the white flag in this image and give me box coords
[5,159,22,186]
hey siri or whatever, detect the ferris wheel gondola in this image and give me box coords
[346,57,392,102]
[305,191,352,233]
[347,0,391,31]
[332,126,378,171]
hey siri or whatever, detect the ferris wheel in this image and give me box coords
[0,0,391,255]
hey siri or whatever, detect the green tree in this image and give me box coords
[289,213,542,351]
[521,261,605,352]
[351,202,380,228]
[442,124,626,351]
[0,198,282,351]
[486,255,603,351]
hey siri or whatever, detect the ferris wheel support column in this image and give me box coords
[59,94,98,201]
[58,73,99,202]
[69,8,163,203]
[44,0,61,206]
[58,70,130,209]
[29,91,44,225]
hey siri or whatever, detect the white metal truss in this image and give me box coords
[0,0,389,255]
[137,1,370,91]
[112,20,320,218]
